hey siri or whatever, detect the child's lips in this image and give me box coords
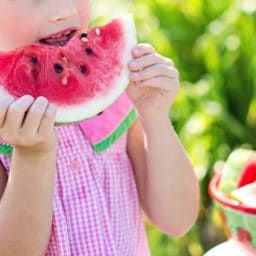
[39,28,77,46]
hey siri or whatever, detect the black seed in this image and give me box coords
[80,66,87,74]
[97,111,104,116]
[85,48,93,55]
[80,33,88,38]
[30,57,38,64]
[54,63,63,73]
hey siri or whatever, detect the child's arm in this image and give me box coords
[0,95,57,256]
[127,44,200,237]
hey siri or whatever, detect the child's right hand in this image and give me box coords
[0,94,57,155]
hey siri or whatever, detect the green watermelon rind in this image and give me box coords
[218,149,254,194]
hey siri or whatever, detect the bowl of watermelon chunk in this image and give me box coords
[207,149,256,255]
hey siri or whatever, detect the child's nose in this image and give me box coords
[48,3,77,23]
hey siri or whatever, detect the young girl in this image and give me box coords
[0,0,199,255]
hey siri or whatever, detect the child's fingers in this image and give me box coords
[132,44,155,58]
[4,95,34,131]
[0,95,15,127]
[129,53,174,71]
[136,76,179,91]
[21,96,49,135]
[38,104,56,135]
[130,64,178,82]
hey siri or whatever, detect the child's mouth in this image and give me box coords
[39,29,77,47]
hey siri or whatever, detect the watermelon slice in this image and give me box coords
[218,149,254,194]
[0,15,137,124]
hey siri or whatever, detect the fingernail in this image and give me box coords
[37,96,48,104]
[24,95,34,102]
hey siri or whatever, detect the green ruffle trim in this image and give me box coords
[0,143,13,155]
[0,108,137,155]
[93,108,137,152]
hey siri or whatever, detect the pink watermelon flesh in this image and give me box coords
[237,155,256,188]
[0,15,136,123]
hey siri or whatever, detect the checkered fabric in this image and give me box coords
[0,124,150,255]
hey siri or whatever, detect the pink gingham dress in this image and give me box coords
[0,93,150,256]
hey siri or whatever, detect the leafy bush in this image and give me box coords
[92,0,256,254]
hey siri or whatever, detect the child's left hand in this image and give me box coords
[126,43,179,121]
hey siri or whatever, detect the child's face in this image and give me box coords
[0,0,91,51]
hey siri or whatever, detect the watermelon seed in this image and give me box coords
[61,76,68,85]
[80,66,87,74]
[82,38,88,43]
[81,33,87,38]
[62,56,68,64]
[81,33,88,43]
[85,48,93,55]
[95,28,101,36]
[30,57,38,64]
[54,63,64,73]
[97,111,104,116]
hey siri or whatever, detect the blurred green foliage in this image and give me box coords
[93,0,256,255]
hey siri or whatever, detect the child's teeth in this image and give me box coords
[40,30,75,46]
[81,37,88,43]
[61,76,68,85]
[50,31,71,40]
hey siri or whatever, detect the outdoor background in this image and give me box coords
[93,0,256,255]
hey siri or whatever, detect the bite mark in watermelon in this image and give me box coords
[0,15,137,124]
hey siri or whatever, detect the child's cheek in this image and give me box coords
[0,8,39,51]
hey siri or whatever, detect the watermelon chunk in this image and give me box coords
[0,15,137,124]
[237,155,256,188]
[231,182,256,207]
[218,149,254,194]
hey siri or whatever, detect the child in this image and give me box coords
[0,0,199,255]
